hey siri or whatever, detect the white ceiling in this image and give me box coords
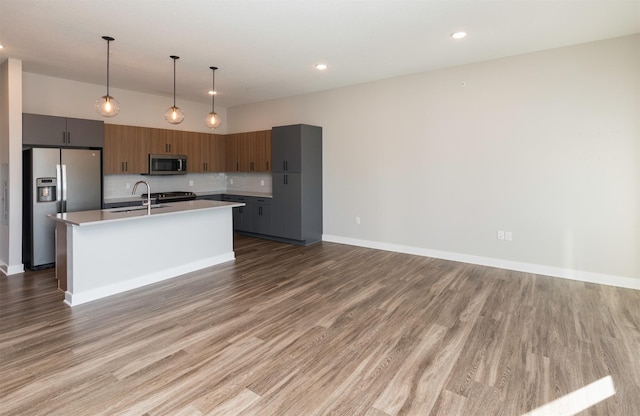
[1,0,638,108]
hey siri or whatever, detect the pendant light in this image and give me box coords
[205,66,221,129]
[95,36,120,117]
[165,55,185,124]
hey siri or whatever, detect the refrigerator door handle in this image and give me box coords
[56,164,63,213]
[61,164,68,212]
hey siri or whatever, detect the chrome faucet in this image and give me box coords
[132,180,151,215]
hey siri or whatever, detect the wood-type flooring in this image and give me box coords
[1,235,639,415]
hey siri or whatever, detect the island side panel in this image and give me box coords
[55,221,68,291]
[64,207,235,306]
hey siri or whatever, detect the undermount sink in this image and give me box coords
[108,204,166,213]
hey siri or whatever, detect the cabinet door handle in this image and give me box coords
[259,206,263,216]
[125,161,128,172]
[62,132,66,144]
[267,161,269,171]
[67,132,71,144]
[250,162,254,171]
[121,161,125,172]
[284,174,288,185]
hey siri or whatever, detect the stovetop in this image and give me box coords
[142,191,197,202]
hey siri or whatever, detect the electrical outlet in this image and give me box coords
[125,183,130,189]
[189,180,193,187]
[497,230,505,240]
[229,179,233,185]
[505,231,512,241]
[261,180,264,186]
[355,216,361,225]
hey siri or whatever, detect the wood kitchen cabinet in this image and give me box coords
[149,128,187,155]
[23,113,104,148]
[103,124,150,174]
[271,124,322,244]
[225,130,272,172]
[188,133,226,173]
[185,132,205,173]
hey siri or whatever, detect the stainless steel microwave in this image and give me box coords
[147,154,187,175]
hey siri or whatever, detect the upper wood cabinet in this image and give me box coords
[256,129,272,172]
[103,124,150,175]
[225,133,240,172]
[226,130,272,172]
[208,134,227,172]
[188,133,226,173]
[104,124,269,175]
[149,128,187,155]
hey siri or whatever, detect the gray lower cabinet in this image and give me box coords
[253,198,272,235]
[223,195,254,233]
[23,113,104,148]
[223,194,273,236]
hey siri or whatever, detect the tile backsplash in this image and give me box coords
[104,172,272,200]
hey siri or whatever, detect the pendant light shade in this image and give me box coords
[205,66,221,129]
[95,36,120,117]
[165,55,184,124]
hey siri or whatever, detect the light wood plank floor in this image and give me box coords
[1,235,639,415]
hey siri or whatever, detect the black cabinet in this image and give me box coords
[271,124,322,245]
[23,113,104,148]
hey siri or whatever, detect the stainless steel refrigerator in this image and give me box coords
[23,148,102,269]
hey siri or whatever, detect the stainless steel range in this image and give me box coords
[143,191,197,203]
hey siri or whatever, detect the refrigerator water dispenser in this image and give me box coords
[36,177,56,202]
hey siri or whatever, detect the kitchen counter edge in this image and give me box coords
[49,200,244,227]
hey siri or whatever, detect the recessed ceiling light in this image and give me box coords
[0,44,4,49]
[208,90,217,95]
[315,63,328,70]
[451,31,467,40]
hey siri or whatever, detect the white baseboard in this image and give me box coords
[0,262,25,276]
[322,235,640,290]
[64,252,236,307]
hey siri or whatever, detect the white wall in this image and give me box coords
[22,73,228,134]
[22,72,234,201]
[0,59,24,275]
[227,35,640,288]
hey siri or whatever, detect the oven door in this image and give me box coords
[148,154,187,175]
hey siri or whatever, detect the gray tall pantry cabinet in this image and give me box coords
[271,124,322,245]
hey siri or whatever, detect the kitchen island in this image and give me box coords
[49,200,244,306]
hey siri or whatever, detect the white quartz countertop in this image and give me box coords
[49,200,244,227]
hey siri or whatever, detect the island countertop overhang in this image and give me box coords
[49,200,245,226]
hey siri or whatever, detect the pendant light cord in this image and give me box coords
[172,56,178,108]
[106,39,110,97]
[211,67,216,113]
